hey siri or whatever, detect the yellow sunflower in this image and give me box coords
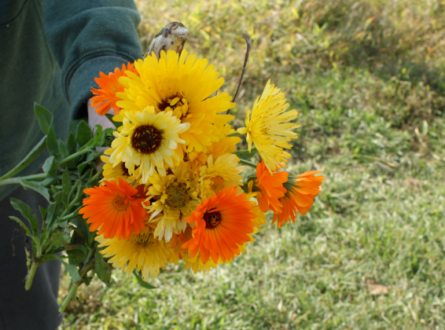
[109,106,189,182]
[146,164,200,242]
[96,222,171,279]
[187,124,241,168]
[198,153,244,199]
[115,49,235,153]
[237,80,300,172]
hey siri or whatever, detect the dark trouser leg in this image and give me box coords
[0,187,62,330]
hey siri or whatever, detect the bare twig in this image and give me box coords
[145,22,189,59]
[226,33,253,114]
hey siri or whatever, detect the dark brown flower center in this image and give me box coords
[131,125,163,154]
[121,163,130,176]
[204,210,222,229]
[112,195,129,211]
[165,182,191,208]
[158,94,188,118]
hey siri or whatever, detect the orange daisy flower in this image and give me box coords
[91,62,138,116]
[79,178,147,240]
[254,160,288,214]
[273,171,325,228]
[182,186,256,264]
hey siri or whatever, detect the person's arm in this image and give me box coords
[42,0,143,120]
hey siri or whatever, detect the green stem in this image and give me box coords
[239,159,258,168]
[87,170,102,185]
[59,282,79,313]
[0,173,48,186]
[58,261,95,313]
[25,262,39,291]
[55,148,92,168]
[227,131,241,137]
[234,147,257,156]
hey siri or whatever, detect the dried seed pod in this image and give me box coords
[145,22,189,59]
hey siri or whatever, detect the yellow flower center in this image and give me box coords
[111,195,129,211]
[204,210,222,229]
[158,94,188,119]
[130,231,156,247]
[165,182,191,208]
[132,125,163,154]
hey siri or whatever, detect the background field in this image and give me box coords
[61,0,445,329]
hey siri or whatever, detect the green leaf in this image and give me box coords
[46,127,59,156]
[67,244,88,266]
[92,125,103,147]
[39,206,48,221]
[40,254,61,263]
[34,103,53,135]
[9,216,31,237]
[105,113,123,129]
[95,252,111,284]
[69,119,84,137]
[45,203,57,228]
[21,180,50,201]
[77,152,96,173]
[133,270,156,289]
[62,170,72,205]
[10,198,39,236]
[59,206,82,222]
[76,121,92,146]
[58,140,69,159]
[40,176,56,187]
[0,136,46,181]
[103,127,114,148]
[51,231,69,248]
[9,216,41,256]
[64,262,81,282]
[42,156,55,173]
[67,132,77,153]
[52,191,63,204]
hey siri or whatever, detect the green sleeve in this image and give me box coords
[42,0,143,119]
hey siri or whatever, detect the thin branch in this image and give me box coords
[227,33,253,114]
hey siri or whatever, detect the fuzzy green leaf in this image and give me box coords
[34,103,53,135]
[0,136,46,181]
[64,262,81,282]
[58,140,69,160]
[133,270,156,289]
[10,198,39,236]
[46,127,59,156]
[76,121,92,146]
[95,252,111,284]
[21,180,50,201]
[52,231,70,248]
[42,156,56,173]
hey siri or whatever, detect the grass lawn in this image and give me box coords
[61,0,445,329]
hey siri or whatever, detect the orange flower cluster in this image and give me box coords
[90,62,138,115]
[79,50,325,279]
[254,161,325,228]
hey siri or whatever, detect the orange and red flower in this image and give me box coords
[79,178,147,240]
[254,160,288,214]
[273,171,324,228]
[91,62,138,116]
[182,186,255,264]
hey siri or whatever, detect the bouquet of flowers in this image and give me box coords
[0,23,324,312]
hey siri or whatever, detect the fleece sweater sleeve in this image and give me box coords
[42,0,143,119]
